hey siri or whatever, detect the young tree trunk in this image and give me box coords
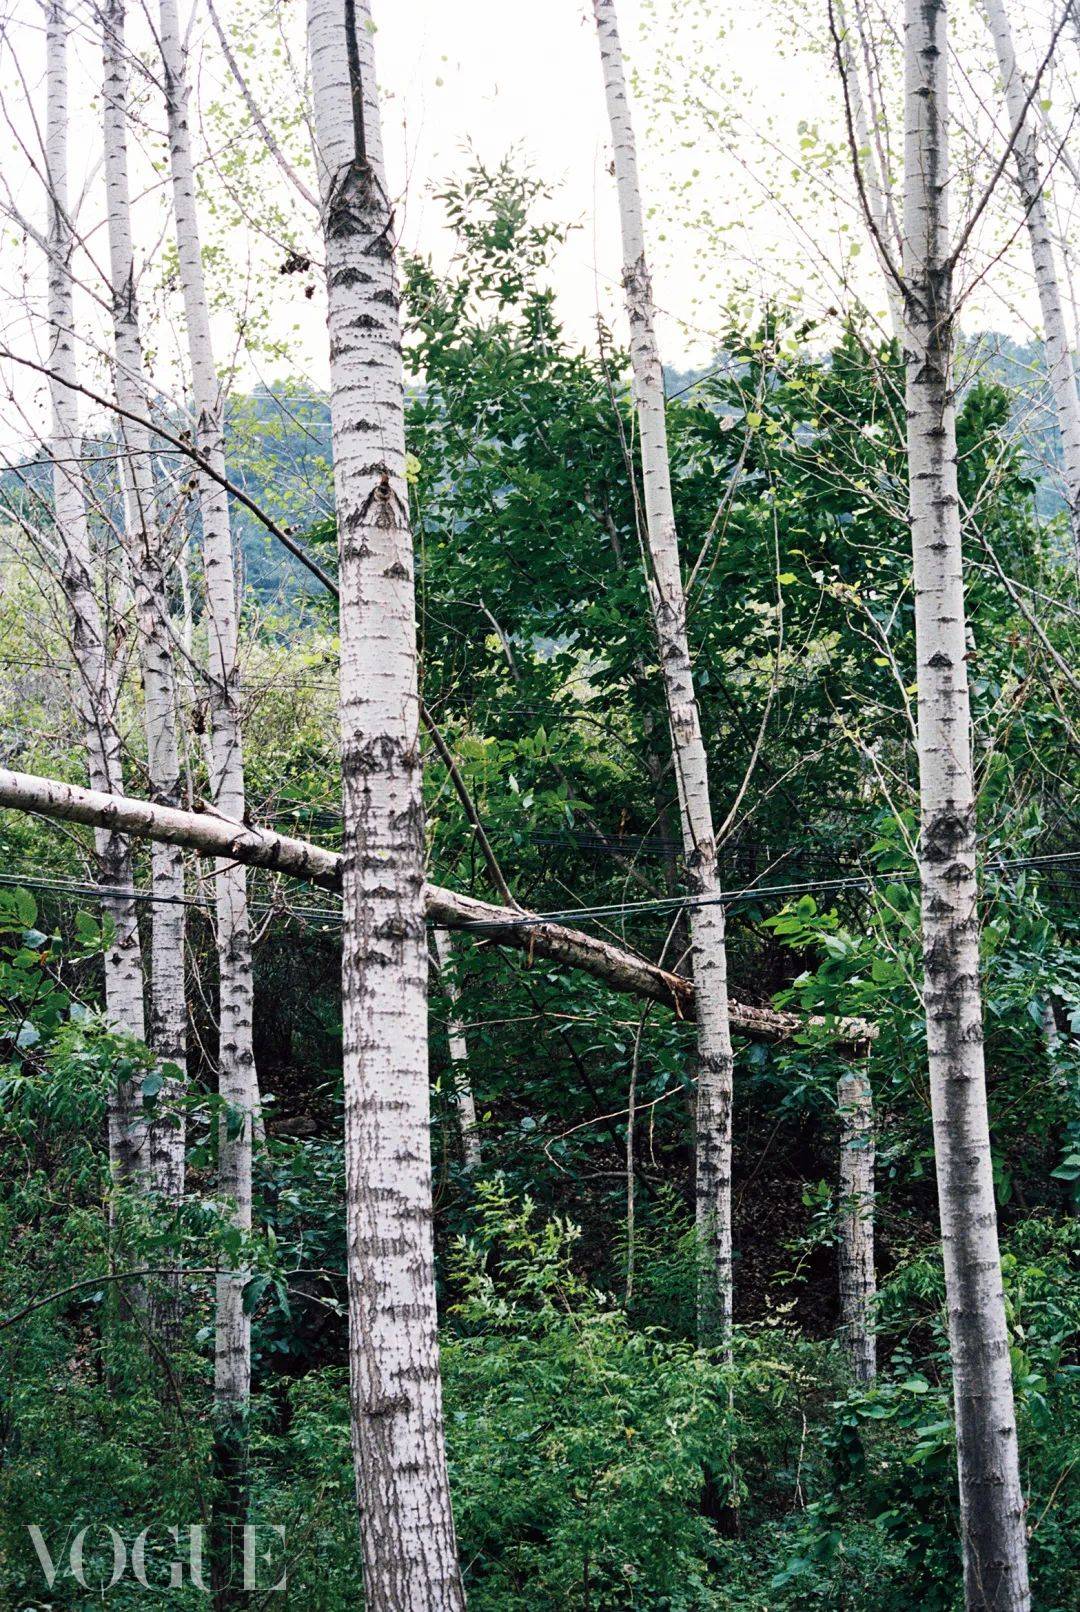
[306,1,465,1604]
[981,0,1080,558]
[836,1065,876,1383]
[593,0,736,1345]
[158,0,256,1579]
[903,5,1030,1606]
[45,0,146,1185]
[102,0,187,1216]
[433,928,482,1173]
[835,0,905,341]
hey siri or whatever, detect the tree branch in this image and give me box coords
[0,766,875,1049]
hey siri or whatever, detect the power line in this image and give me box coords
[0,870,342,927]
[0,851,1076,937]
[453,850,1080,930]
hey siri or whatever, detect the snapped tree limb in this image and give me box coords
[0,766,875,1050]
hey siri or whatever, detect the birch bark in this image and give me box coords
[837,1066,876,1383]
[903,4,1030,1605]
[981,0,1080,559]
[158,0,255,1545]
[307,1,465,1603]
[433,928,482,1173]
[102,0,187,1210]
[45,0,146,1184]
[593,0,736,1344]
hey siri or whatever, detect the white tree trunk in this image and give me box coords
[593,0,736,1345]
[158,0,255,1529]
[102,0,187,1211]
[835,0,905,341]
[45,0,147,1185]
[981,0,1080,558]
[1039,998,1059,1052]
[307,2,465,1604]
[433,928,482,1173]
[837,1065,876,1383]
[903,5,1030,1606]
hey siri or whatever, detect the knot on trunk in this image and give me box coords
[921,807,973,865]
[363,1392,411,1419]
[359,469,408,531]
[343,733,418,776]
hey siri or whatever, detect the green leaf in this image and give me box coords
[242,1274,270,1314]
[13,888,36,928]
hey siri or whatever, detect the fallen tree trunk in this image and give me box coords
[0,766,875,1049]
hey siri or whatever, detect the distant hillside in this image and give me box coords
[3,334,1069,611]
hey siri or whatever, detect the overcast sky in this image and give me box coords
[0,0,1069,454]
[367,0,833,368]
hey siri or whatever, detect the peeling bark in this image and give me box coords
[158,0,255,1576]
[0,765,877,1051]
[837,1065,876,1383]
[433,928,482,1173]
[102,0,187,1218]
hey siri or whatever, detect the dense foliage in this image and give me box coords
[0,166,1076,1607]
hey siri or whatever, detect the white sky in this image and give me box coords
[350,0,875,367]
[0,0,1072,453]
[372,0,719,368]
[353,0,1073,365]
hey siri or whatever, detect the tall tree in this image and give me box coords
[903,2,1030,1605]
[44,0,146,1185]
[306,0,465,1605]
[158,0,256,1576]
[592,0,737,1343]
[834,0,904,340]
[101,0,187,1213]
[980,0,1080,559]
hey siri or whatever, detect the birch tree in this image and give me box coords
[102,0,187,1210]
[592,0,737,1343]
[903,2,1030,1603]
[158,0,256,1567]
[837,1064,875,1383]
[980,0,1080,560]
[434,927,482,1173]
[306,0,465,1603]
[44,0,146,1185]
[834,0,905,340]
